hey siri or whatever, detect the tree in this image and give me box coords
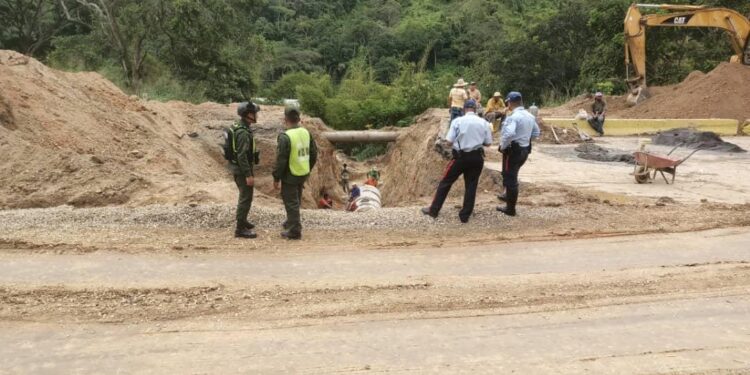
[0,0,81,56]
[59,0,160,92]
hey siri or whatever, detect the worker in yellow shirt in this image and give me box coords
[447,78,468,122]
[484,92,507,132]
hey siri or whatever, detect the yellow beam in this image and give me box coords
[544,118,740,136]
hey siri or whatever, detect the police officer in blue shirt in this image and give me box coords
[422,99,493,223]
[497,91,540,216]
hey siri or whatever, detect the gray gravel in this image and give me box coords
[0,204,570,231]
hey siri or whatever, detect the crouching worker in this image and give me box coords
[421,99,492,223]
[273,107,318,240]
[318,192,333,209]
[587,92,607,136]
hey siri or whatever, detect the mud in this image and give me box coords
[575,143,635,164]
[652,128,746,153]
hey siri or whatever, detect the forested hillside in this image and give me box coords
[2,0,748,130]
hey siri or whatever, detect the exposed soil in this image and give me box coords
[2,263,747,324]
[538,121,584,144]
[379,109,502,205]
[0,50,341,209]
[617,63,750,123]
[544,62,750,123]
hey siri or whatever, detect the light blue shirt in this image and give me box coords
[446,112,493,151]
[501,106,540,150]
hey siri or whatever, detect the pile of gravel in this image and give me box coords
[0,204,569,231]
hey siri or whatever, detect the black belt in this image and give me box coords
[452,148,484,159]
[507,141,531,154]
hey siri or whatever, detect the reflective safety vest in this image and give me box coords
[285,127,311,176]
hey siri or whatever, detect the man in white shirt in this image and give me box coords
[497,91,540,217]
[422,99,492,223]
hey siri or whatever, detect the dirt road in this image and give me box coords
[1,228,749,373]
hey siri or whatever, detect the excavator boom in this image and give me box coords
[624,3,750,106]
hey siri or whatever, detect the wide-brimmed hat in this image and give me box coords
[595,92,604,97]
[493,91,502,97]
[453,78,467,87]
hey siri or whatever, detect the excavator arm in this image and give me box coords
[624,3,750,106]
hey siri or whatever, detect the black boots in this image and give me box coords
[496,189,518,216]
[496,206,516,216]
[420,207,438,218]
[235,228,257,238]
[236,221,257,238]
[280,231,301,240]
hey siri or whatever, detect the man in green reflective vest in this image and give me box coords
[228,102,260,239]
[273,107,318,240]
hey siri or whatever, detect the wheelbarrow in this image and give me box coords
[631,145,699,184]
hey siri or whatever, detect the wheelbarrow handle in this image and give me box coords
[675,148,700,166]
[667,144,681,156]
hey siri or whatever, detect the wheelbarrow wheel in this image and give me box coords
[634,166,650,184]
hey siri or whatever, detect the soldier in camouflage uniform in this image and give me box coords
[228,102,260,238]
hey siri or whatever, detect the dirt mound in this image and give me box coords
[618,63,750,122]
[652,128,746,153]
[0,50,340,209]
[545,63,750,123]
[538,122,583,144]
[0,91,15,130]
[380,109,501,205]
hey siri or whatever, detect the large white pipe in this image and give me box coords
[322,131,399,143]
[354,185,382,212]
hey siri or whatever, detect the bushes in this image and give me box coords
[293,62,444,130]
[269,72,327,101]
[297,85,328,118]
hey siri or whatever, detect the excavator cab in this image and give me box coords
[624,3,750,106]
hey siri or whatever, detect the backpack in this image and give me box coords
[222,123,258,164]
[222,125,239,162]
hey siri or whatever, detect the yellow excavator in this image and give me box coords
[624,3,750,106]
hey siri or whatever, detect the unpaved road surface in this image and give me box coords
[491,137,750,204]
[1,228,749,374]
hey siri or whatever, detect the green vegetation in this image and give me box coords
[2,0,748,131]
